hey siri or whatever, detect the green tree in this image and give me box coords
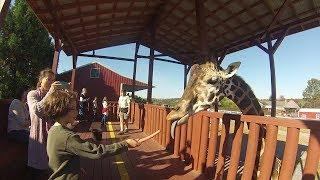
[0,0,53,98]
[302,78,320,108]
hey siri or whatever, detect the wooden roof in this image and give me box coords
[26,0,320,64]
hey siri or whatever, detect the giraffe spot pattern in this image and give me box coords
[246,107,258,115]
[235,89,243,97]
[240,83,247,91]
[239,98,251,109]
[232,79,238,86]
[230,85,236,91]
[253,100,261,109]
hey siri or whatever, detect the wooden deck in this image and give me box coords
[75,121,205,180]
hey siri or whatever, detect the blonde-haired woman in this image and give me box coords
[27,68,56,179]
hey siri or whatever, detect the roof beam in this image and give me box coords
[137,55,184,65]
[262,0,290,38]
[42,0,78,53]
[216,12,320,55]
[78,53,135,62]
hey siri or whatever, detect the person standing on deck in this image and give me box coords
[101,97,109,125]
[117,90,130,135]
[92,97,98,121]
[27,69,56,180]
[79,88,89,122]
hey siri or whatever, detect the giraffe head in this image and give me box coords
[167,61,241,138]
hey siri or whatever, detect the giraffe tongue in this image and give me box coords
[170,114,189,139]
[170,120,178,139]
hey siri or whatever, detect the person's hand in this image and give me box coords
[125,139,141,148]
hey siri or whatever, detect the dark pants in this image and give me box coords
[101,114,108,124]
[26,166,50,180]
[7,130,29,145]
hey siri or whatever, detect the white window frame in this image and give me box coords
[316,113,320,120]
[90,68,100,78]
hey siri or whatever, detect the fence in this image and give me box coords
[129,102,320,179]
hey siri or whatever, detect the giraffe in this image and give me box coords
[166,60,271,178]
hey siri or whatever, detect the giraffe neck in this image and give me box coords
[223,75,263,115]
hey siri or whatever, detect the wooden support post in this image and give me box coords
[254,29,287,117]
[0,0,10,28]
[147,47,154,103]
[195,0,209,59]
[147,24,155,103]
[267,33,277,117]
[52,37,62,74]
[132,43,140,98]
[184,65,188,89]
[71,54,77,91]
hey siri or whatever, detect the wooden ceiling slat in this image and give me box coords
[214,0,252,32]
[37,0,147,14]
[26,0,320,58]
[72,29,142,43]
[288,0,298,18]
[42,0,78,53]
[68,23,145,37]
[238,0,266,28]
[123,0,136,25]
[76,34,139,47]
[76,0,89,47]
[61,15,146,30]
[56,6,148,22]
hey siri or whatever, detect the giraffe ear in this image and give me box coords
[225,61,241,78]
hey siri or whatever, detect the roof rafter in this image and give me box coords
[42,0,78,53]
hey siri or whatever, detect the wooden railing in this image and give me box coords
[129,102,320,179]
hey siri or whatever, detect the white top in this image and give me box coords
[102,100,108,108]
[118,95,130,108]
[7,99,30,132]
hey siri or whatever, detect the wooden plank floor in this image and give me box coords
[74,121,206,180]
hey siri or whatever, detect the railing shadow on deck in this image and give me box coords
[129,102,320,180]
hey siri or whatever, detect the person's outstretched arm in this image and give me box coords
[66,134,129,160]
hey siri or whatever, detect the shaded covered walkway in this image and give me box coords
[75,121,205,180]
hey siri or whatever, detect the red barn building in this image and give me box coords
[57,62,149,101]
[298,108,320,120]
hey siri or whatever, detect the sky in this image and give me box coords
[57,27,320,99]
